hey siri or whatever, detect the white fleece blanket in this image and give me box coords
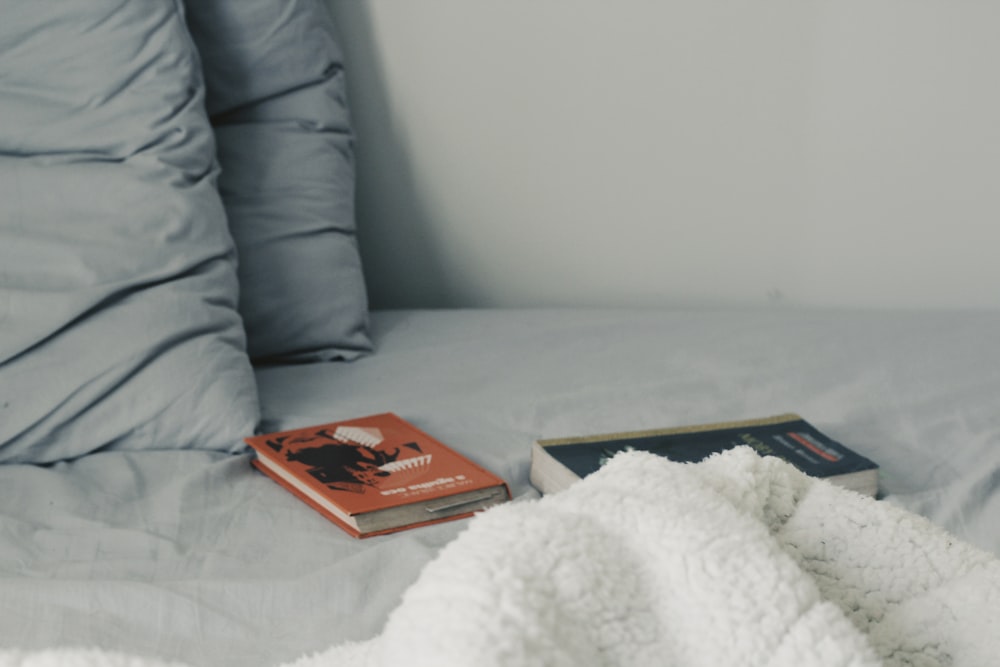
[4,447,999,667]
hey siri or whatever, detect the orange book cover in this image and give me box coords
[245,413,510,538]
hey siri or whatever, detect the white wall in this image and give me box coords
[327,0,1000,310]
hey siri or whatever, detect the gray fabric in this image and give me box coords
[0,0,259,463]
[258,309,1000,556]
[1,309,998,666]
[0,449,456,666]
[185,0,372,362]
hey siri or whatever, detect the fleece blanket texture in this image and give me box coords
[3,447,998,667]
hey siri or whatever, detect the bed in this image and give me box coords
[3,308,1000,667]
[1,2,999,667]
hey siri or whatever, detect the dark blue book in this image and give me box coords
[530,413,879,496]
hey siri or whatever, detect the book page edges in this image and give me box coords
[251,459,498,538]
[536,413,804,448]
[530,441,584,494]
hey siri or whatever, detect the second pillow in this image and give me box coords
[185,0,373,363]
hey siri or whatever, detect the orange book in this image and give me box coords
[245,413,510,538]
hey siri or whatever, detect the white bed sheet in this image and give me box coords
[1,308,998,666]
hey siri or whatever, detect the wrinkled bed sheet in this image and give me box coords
[1,308,998,666]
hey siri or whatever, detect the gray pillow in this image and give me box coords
[0,0,260,463]
[185,0,373,363]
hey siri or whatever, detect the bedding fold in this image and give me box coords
[4,447,997,667]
